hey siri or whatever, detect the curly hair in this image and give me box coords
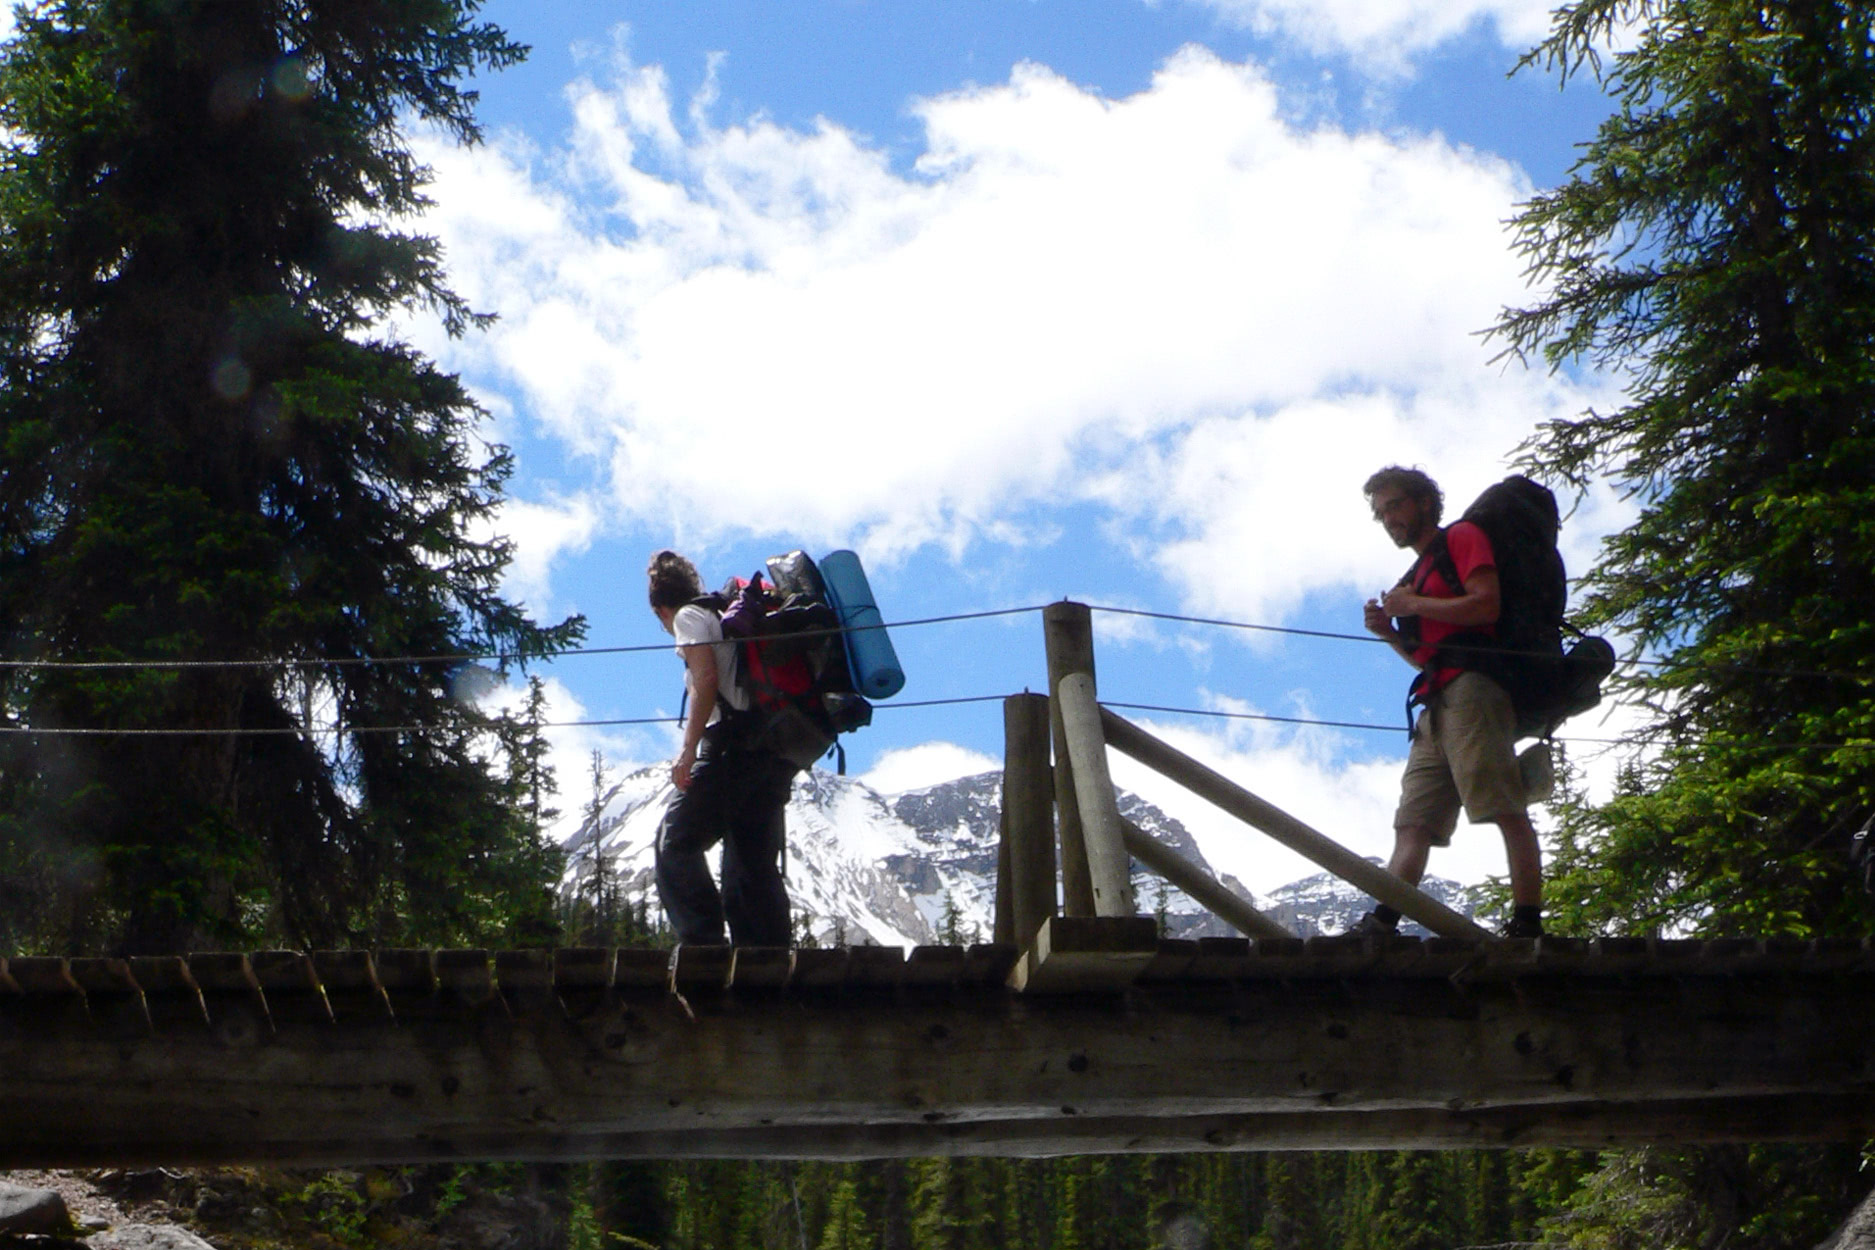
[1362,465,1443,526]
[646,549,703,610]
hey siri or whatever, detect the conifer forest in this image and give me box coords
[6,0,1875,1246]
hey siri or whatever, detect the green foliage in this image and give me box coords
[0,0,583,953]
[291,1173,369,1246]
[549,1152,1617,1250]
[816,1177,874,1250]
[433,1166,471,1219]
[1371,1153,1460,1250]
[143,1164,583,1250]
[1542,1145,1863,1250]
[910,1156,1001,1250]
[1493,0,1875,939]
[1488,0,1875,1242]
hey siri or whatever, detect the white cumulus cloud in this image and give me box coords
[483,493,602,619]
[860,742,1003,796]
[420,44,1608,627]
[1167,0,1558,70]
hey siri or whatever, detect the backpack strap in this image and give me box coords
[1401,527,1510,717]
[1423,530,1461,599]
[678,594,751,728]
[1419,526,1506,678]
[1394,529,1459,649]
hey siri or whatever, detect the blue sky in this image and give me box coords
[395,0,1637,895]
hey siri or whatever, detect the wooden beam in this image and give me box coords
[5,941,1875,1165]
[1099,707,1492,940]
[1003,692,1057,950]
[1056,672,1133,918]
[1043,601,1097,917]
[1008,915,1159,993]
[12,1095,1873,1166]
[1119,817,1293,941]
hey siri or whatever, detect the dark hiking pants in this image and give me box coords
[655,722,797,946]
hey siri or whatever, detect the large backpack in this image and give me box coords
[693,551,875,771]
[1398,475,1615,739]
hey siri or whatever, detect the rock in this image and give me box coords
[94,1168,191,1203]
[1818,1187,1875,1250]
[0,1180,72,1236]
[86,1224,217,1250]
[439,1191,565,1250]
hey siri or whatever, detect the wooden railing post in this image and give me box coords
[1043,601,1098,916]
[1056,672,1134,917]
[1002,693,1058,949]
[994,811,1014,945]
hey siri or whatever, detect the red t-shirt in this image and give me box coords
[1408,520,1495,695]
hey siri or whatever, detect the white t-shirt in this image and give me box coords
[672,604,749,723]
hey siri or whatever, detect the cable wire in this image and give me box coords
[3,690,1867,754]
[0,593,1868,739]
[1085,603,1875,686]
[1099,699,1875,753]
[0,693,1023,737]
[0,604,1047,672]
[1,596,1867,689]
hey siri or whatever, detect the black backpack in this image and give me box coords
[690,552,873,772]
[1398,475,1615,739]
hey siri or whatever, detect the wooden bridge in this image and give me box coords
[5,934,1875,1164]
[6,601,1875,1164]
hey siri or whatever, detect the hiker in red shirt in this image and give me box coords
[1358,466,1544,939]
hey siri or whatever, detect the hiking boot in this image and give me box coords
[1518,742,1555,804]
[1351,910,1399,938]
[1500,913,1545,940]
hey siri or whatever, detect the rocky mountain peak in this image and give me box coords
[563,768,1475,945]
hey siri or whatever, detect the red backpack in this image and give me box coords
[691,554,871,770]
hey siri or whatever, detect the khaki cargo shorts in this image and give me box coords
[1393,671,1525,846]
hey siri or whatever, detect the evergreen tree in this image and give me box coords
[938,889,965,947]
[868,1159,912,1250]
[1370,1152,1458,1250]
[1495,0,1875,938]
[1494,1,1875,1240]
[1333,1152,1383,1250]
[817,1175,875,1250]
[1001,1159,1053,1250]
[1262,1154,1330,1250]
[1540,1144,1863,1250]
[908,1156,971,1250]
[1507,1147,1596,1237]
[1462,1148,1515,1245]
[566,749,615,944]
[594,1161,670,1250]
[502,674,559,838]
[0,0,582,953]
[1206,1154,1258,1249]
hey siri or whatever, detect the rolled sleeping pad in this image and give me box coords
[818,549,905,699]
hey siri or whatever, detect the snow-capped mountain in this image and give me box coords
[561,768,1475,945]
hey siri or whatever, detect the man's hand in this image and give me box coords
[1380,585,1419,619]
[672,743,698,791]
[1364,597,1399,639]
